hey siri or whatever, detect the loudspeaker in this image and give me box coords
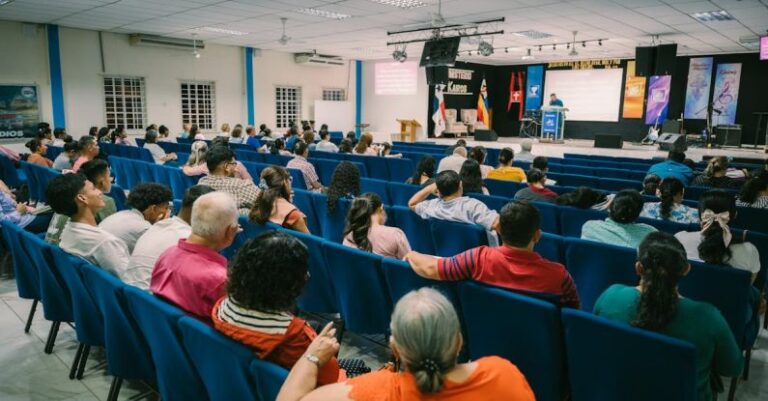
[657,133,687,151]
[425,66,448,86]
[474,129,498,141]
[715,125,742,147]
[594,134,623,149]
[661,119,680,134]
[635,46,656,77]
[654,44,677,75]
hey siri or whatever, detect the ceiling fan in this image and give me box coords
[278,17,291,45]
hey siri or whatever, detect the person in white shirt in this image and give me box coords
[315,130,339,153]
[99,183,173,253]
[44,173,130,276]
[123,185,214,289]
[516,140,535,163]
[143,130,178,165]
[436,147,467,174]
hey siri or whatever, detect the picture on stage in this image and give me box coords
[0,85,40,139]
[622,61,646,119]
[525,65,543,111]
[644,75,671,125]
[711,63,742,125]
[683,57,713,120]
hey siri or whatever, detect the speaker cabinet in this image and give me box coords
[474,129,498,141]
[654,44,677,76]
[661,119,680,134]
[635,46,656,77]
[657,133,687,151]
[594,134,623,149]
[715,125,742,147]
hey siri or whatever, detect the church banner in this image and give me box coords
[711,63,742,125]
[683,57,713,120]
[524,65,543,111]
[622,61,646,119]
[0,85,40,139]
[644,75,671,125]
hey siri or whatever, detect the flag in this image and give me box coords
[477,78,490,128]
[432,84,447,137]
[507,71,525,120]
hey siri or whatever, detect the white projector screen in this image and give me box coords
[375,61,418,95]
[314,100,354,133]
[543,69,624,122]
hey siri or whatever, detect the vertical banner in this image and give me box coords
[0,85,40,139]
[712,63,742,125]
[644,75,672,125]
[507,71,524,120]
[432,84,446,136]
[683,57,713,119]
[477,78,490,128]
[524,65,543,111]
[622,61,646,119]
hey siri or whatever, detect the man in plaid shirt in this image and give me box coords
[198,146,259,215]
[286,141,323,192]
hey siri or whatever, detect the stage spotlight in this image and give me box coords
[478,40,494,56]
[567,43,570,49]
[598,39,603,46]
[392,48,407,62]
[582,41,586,47]
[504,47,509,53]
[552,44,556,50]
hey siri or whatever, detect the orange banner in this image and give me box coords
[622,61,646,119]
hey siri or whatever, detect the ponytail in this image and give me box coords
[249,166,291,224]
[633,232,688,331]
[343,193,382,252]
[696,190,736,265]
[704,156,728,178]
[658,178,683,219]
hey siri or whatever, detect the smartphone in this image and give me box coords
[332,318,345,344]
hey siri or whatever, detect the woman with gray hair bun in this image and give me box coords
[276,288,535,401]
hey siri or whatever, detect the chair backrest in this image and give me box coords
[0,154,25,188]
[311,193,350,243]
[80,264,155,381]
[286,167,307,190]
[291,189,320,235]
[558,206,607,238]
[290,230,337,314]
[178,316,259,401]
[322,241,391,334]
[429,219,488,257]
[380,258,461,312]
[387,182,421,206]
[531,201,561,234]
[390,206,434,254]
[19,161,40,202]
[356,154,389,180]
[484,179,526,199]
[1,221,39,300]
[459,282,563,401]
[24,233,73,322]
[51,247,104,346]
[561,309,697,401]
[732,206,768,234]
[360,178,392,205]
[534,233,565,264]
[107,184,127,211]
[249,359,289,401]
[385,157,414,182]
[123,286,209,401]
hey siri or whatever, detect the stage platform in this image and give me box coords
[418,137,768,164]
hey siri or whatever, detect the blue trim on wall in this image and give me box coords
[355,60,362,137]
[245,47,255,126]
[47,24,66,128]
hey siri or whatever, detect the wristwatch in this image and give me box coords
[304,353,320,367]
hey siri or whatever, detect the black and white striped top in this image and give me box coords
[216,296,293,335]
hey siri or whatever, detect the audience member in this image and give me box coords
[581,190,657,248]
[183,141,252,180]
[487,147,525,182]
[113,126,133,146]
[24,139,53,167]
[315,130,339,153]
[379,142,401,158]
[337,139,353,154]
[212,231,344,385]
[344,131,357,146]
[532,156,557,185]
[594,232,742,401]
[326,161,361,214]
[198,146,260,215]
[45,174,129,275]
[556,187,610,210]
[245,126,260,148]
[150,191,238,321]
[191,124,205,140]
[285,126,300,152]
[642,174,661,195]
[97,127,112,143]
[443,139,467,155]
[144,130,179,165]
[406,155,436,186]
[303,131,316,151]
[287,141,323,191]
[513,168,557,203]
[275,288,535,401]
[647,151,694,186]
[343,193,411,260]
[88,126,98,137]
[736,172,768,208]
[691,156,743,189]
[436,146,467,174]
[178,122,192,139]
[229,126,246,144]
[675,190,760,280]
[99,182,172,253]
[219,122,232,138]
[250,166,309,233]
[71,136,99,172]
[271,138,292,156]
[459,159,488,195]
[36,126,52,145]
[640,178,699,224]
[124,185,214,290]
[51,128,67,146]
[409,171,499,246]
[353,132,378,155]
[0,179,50,233]
[516,140,535,162]
[468,146,492,178]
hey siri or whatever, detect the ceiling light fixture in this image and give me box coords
[192,33,201,59]
[504,47,509,53]
[522,48,533,60]
[538,45,542,51]
[392,46,407,62]
[552,44,556,50]
[478,40,494,56]
[197,26,249,36]
[368,0,427,9]
[582,41,586,47]
[468,51,473,56]
[691,10,734,22]
[598,39,602,46]
[296,8,352,20]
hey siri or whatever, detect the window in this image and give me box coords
[181,81,216,130]
[104,76,146,130]
[322,88,346,101]
[275,86,302,129]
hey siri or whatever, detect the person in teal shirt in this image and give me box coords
[594,232,743,401]
[581,190,657,248]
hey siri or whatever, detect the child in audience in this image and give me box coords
[113,126,134,145]
[594,232,743,401]
[642,174,661,195]
[326,161,361,214]
[406,155,436,186]
[249,166,309,233]
[343,193,411,260]
[640,178,699,224]
[736,172,768,209]
[581,190,657,248]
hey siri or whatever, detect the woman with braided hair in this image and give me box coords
[342,193,411,260]
[276,288,535,401]
[595,232,743,401]
[640,177,699,224]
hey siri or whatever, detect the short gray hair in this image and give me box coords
[391,288,460,394]
[191,191,238,237]
[453,147,467,157]
[521,139,533,152]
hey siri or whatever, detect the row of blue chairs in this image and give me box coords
[0,220,288,401]
[108,156,199,200]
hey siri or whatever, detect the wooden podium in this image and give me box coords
[397,119,421,143]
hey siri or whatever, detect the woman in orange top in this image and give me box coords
[276,288,536,401]
[249,165,310,233]
[487,147,526,182]
[25,139,53,167]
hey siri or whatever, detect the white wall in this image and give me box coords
[361,59,429,142]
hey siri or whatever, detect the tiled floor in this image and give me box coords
[1,274,766,400]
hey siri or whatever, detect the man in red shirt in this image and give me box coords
[404,201,581,308]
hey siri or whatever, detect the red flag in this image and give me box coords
[508,71,525,120]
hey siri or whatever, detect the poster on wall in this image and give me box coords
[683,57,713,119]
[711,63,742,125]
[0,85,40,139]
[644,75,671,125]
[622,61,646,119]
[524,65,543,111]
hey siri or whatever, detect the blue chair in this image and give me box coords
[107,185,127,211]
[323,242,392,334]
[357,154,389,180]
[562,309,697,401]
[732,206,768,234]
[249,359,289,401]
[460,282,563,401]
[286,167,307,190]
[291,231,337,313]
[0,153,26,188]
[558,206,607,238]
[124,287,209,401]
[598,177,642,192]
[360,178,392,205]
[636,216,696,235]
[555,173,598,188]
[179,316,259,401]
[390,206,434,254]
[380,258,460,309]
[484,179,525,198]
[235,149,264,163]
[46,145,64,161]
[240,160,269,180]
[312,193,349,243]
[387,182,421,206]
[292,189,320,235]
[429,219,488,257]
[1,221,40,333]
[467,193,508,212]
[19,161,40,202]
[534,233,564,264]
[386,157,414,182]
[531,201,560,234]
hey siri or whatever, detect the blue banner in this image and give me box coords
[525,65,543,111]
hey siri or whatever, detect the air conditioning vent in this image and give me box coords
[294,53,345,66]
[129,34,204,50]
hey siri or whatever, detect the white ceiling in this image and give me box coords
[1,0,766,64]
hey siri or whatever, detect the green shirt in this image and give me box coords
[581,218,657,248]
[594,285,743,401]
[45,195,117,246]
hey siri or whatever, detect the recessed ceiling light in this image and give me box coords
[0,0,15,6]
[198,27,249,36]
[691,10,734,22]
[513,30,552,40]
[297,8,352,20]
[368,0,427,9]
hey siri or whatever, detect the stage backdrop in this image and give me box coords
[683,57,713,120]
[0,85,40,139]
[621,60,646,119]
[712,63,742,125]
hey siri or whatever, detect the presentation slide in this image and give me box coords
[375,61,418,95]
[543,69,624,122]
